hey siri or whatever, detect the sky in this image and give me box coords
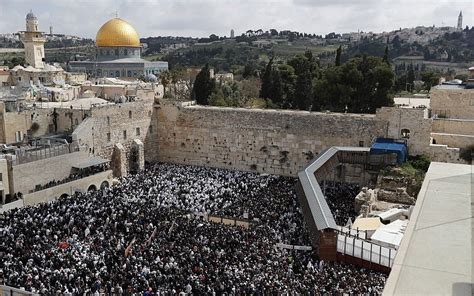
[0,0,472,38]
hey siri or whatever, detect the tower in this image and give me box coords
[457,11,462,30]
[20,11,45,69]
[230,29,235,39]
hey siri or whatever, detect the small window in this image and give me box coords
[0,173,3,181]
[127,70,132,77]
[401,129,410,139]
[115,49,119,56]
[123,130,127,140]
[136,127,140,136]
[107,132,111,142]
[148,110,152,117]
[18,77,22,81]
[149,125,153,134]
[107,116,110,125]
[129,111,132,119]
[124,49,128,55]
[115,71,120,77]
[359,141,364,147]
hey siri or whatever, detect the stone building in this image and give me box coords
[69,18,168,79]
[20,11,45,69]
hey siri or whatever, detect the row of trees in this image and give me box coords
[258,50,394,113]
[192,50,395,114]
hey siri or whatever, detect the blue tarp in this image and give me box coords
[370,139,408,164]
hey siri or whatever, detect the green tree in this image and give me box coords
[335,45,342,66]
[420,71,440,91]
[259,58,274,99]
[383,45,389,64]
[270,69,283,105]
[160,70,172,94]
[407,68,415,91]
[192,64,215,105]
[277,64,296,108]
[242,62,256,78]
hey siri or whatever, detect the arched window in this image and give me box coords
[124,49,128,55]
[115,49,119,56]
[115,70,120,77]
[401,128,411,139]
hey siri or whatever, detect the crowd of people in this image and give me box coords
[323,181,360,226]
[33,164,110,193]
[1,163,387,294]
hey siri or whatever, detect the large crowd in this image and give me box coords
[322,181,360,226]
[0,163,387,294]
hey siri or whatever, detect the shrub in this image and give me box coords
[408,155,431,172]
[460,145,474,163]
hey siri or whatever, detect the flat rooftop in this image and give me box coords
[383,162,473,295]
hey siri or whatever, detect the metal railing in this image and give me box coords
[13,143,80,165]
[336,233,397,268]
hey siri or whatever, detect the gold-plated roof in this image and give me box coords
[96,18,140,47]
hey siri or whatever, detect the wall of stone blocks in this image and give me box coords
[432,118,474,136]
[431,133,474,149]
[87,101,155,172]
[0,103,89,144]
[430,88,474,120]
[12,150,90,194]
[426,145,463,163]
[152,104,388,176]
[375,107,432,156]
[22,170,112,206]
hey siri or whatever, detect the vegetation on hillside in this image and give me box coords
[191,50,395,113]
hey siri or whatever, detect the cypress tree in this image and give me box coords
[270,69,283,105]
[335,45,342,66]
[260,58,273,99]
[383,45,390,65]
[192,64,215,105]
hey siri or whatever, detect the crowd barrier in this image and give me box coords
[193,212,252,229]
[0,286,38,296]
[275,243,312,251]
[336,234,396,268]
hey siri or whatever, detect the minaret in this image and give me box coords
[20,10,45,69]
[457,11,463,30]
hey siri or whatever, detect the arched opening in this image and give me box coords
[401,128,411,139]
[59,193,69,199]
[88,184,97,192]
[100,181,109,190]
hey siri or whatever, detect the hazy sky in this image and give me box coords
[0,0,472,38]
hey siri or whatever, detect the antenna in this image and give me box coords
[115,10,119,18]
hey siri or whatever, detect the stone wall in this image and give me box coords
[430,88,474,120]
[0,102,89,144]
[153,104,388,176]
[22,170,112,206]
[375,107,432,156]
[12,150,89,194]
[432,118,474,136]
[87,101,155,171]
[431,133,474,149]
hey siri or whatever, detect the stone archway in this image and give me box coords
[100,180,109,190]
[59,193,69,199]
[88,184,97,192]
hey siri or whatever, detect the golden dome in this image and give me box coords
[96,18,140,47]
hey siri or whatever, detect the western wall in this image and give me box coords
[151,102,388,176]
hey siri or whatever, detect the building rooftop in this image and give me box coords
[31,97,112,110]
[383,162,473,295]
